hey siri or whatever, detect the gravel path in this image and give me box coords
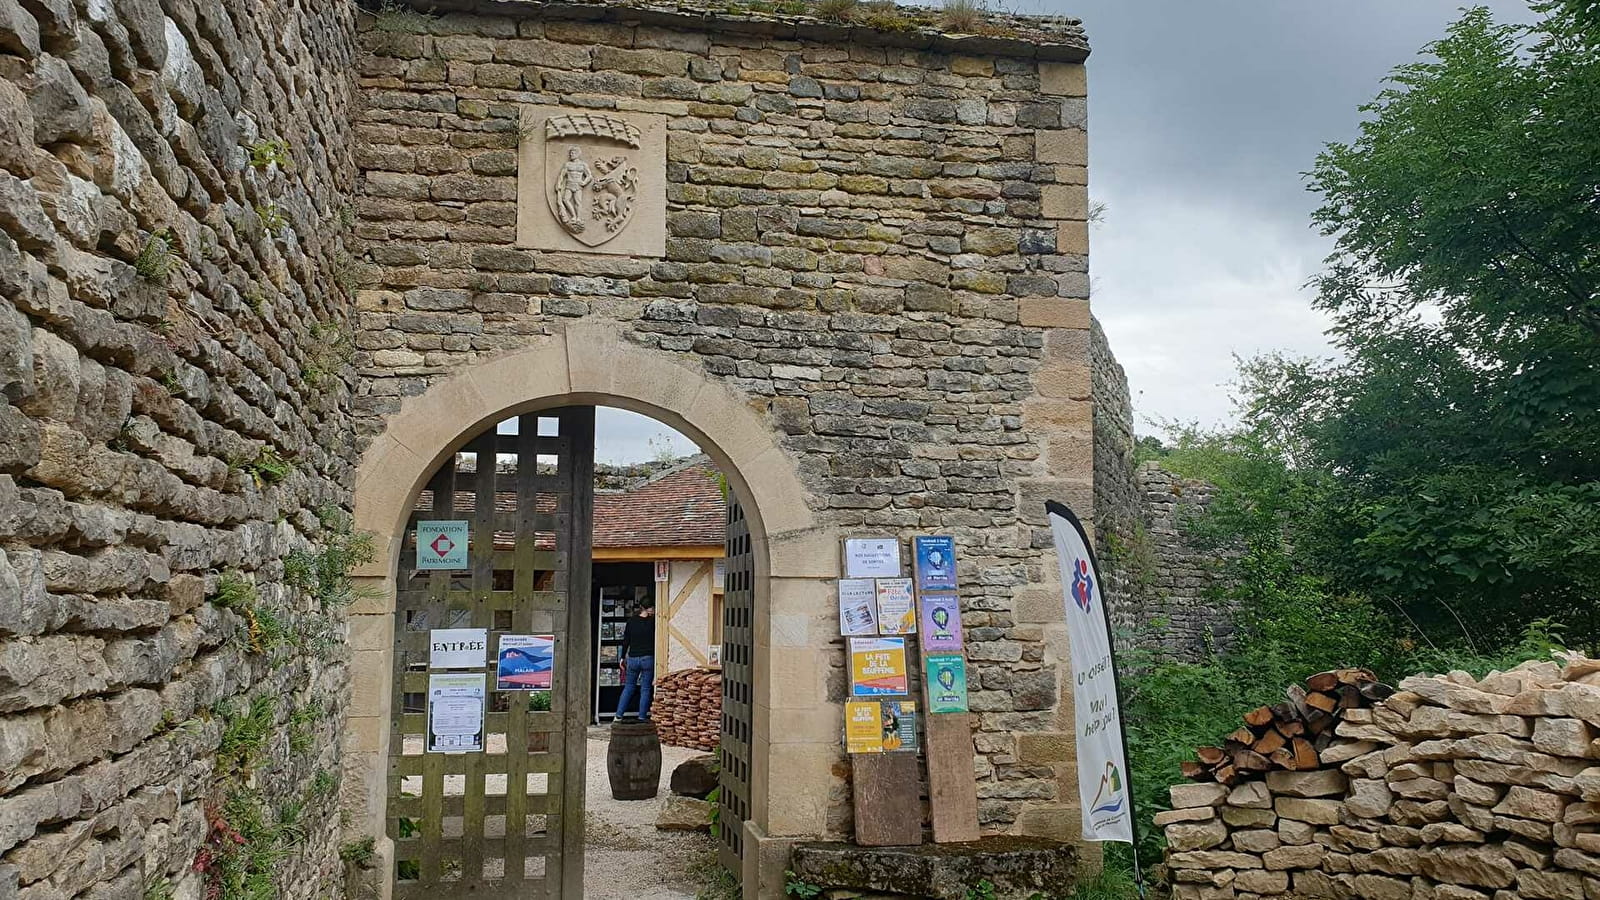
[584,726,717,900]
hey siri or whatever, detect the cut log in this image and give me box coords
[1306,671,1340,692]
[1305,691,1339,714]
[1291,738,1318,770]
[1269,748,1296,770]
[1181,760,1206,779]
[1234,749,1271,771]
[1244,707,1274,727]
[1227,727,1259,746]
[1253,729,1288,756]
[1196,747,1226,765]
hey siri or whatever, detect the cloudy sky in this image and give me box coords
[1055,0,1534,434]
[598,1,1537,461]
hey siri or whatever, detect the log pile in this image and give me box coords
[652,667,721,751]
[1180,668,1395,784]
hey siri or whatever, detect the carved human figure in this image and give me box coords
[555,147,592,231]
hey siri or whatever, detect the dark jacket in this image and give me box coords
[621,613,655,659]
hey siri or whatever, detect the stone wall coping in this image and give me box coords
[371,0,1091,61]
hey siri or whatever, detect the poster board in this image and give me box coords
[849,637,909,696]
[874,578,916,635]
[842,536,901,578]
[838,579,879,636]
[496,634,555,691]
[919,594,963,652]
[426,673,486,753]
[430,628,488,669]
[924,654,969,713]
[416,520,469,570]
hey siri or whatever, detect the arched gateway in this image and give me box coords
[346,325,825,896]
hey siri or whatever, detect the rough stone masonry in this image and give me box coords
[0,0,1126,894]
[1163,656,1600,900]
[0,0,360,897]
[350,0,1097,842]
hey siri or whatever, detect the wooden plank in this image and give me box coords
[851,753,923,846]
[923,712,981,843]
[559,406,595,900]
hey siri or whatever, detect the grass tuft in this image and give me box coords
[939,0,985,33]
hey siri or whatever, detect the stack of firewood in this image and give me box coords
[652,667,722,751]
[1181,668,1395,784]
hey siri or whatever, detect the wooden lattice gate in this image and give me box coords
[718,498,755,882]
[388,407,595,899]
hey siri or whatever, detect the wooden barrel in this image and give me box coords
[607,719,662,800]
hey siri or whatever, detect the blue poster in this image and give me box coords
[913,535,957,593]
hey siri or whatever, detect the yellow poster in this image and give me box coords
[849,637,909,696]
[845,701,882,753]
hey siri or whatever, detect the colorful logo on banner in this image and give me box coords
[1090,761,1125,815]
[1071,558,1094,613]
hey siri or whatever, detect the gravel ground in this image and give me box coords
[584,725,718,900]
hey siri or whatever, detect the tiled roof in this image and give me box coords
[415,457,726,549]
[595,459,727,548]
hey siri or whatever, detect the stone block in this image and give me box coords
[1266,769,1347,798]
[1170,782,1229,809]
[1274,797,1341,825]
[1038,62,1087,97]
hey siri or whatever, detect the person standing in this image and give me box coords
[615,597,657,721]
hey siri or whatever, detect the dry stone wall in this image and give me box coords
[0,0,359,897]
[1089,322,1231,658]
[1162,656,1600,900]
[351,4,1095,838]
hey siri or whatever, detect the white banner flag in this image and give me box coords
[1047,501,1134,843]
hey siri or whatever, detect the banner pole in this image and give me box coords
[1045,501,1148,900]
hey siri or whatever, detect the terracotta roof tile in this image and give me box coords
[594,460,727,548]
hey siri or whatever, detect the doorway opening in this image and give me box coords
[380,403,754,900]
[582,409,738,900]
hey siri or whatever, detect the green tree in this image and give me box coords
[1238,2,1600,648]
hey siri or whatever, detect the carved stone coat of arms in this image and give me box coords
[545,115,640,246]
[517,109,665,256]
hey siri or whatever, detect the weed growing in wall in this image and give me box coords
[248,139,291,170]
[255,203,288,237]
[287,699,324,753]
[134,230,174,283]
[243,447,293,486]
[813,0,859,21]
[339,837,376,867]
[939,0,985,33]
[371,0,436,32]
[216,694,277,774]
[284,518,376,609]
[196,790,302,900]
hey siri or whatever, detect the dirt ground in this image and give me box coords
[584,725,719,899]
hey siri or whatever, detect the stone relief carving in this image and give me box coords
[543,114,642,246]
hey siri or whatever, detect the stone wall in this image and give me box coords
[350,2,1096,841]
[1089,322,1231,657]
[1162,657,1600,900]
[0,0,359,897]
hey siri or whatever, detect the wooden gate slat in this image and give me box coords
[390,408,592,899]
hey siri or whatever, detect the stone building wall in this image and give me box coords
[1162,658,1600,900]
[1089,322,1231,658]
[0,0,359,897]
[350,3,1095,840]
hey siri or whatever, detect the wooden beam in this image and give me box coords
[923,712,981,842]
[590,545,725,561]
[851,753,923,846]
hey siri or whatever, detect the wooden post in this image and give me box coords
[922,711,980,842]
[851,753,923,846]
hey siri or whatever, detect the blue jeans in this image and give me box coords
[616,655,654,720]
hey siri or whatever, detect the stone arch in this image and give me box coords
[341,321,835,898]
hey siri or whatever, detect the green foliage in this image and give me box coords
[1258,1,1600,648]
[144,877,175,900]
[372,1,436,32]
[964,880,996,900]
[135,230,174,283]
[340,836,377,866]
[213,571,258,611]
[527,691,552,712]
[284,525,377,608]
[706,785,722,836]
[689,848,742,900]
[247,139,291,170]
[812,0,858,19]
[244,447,292,486]
[939,0,985,33]
[287,699,323,753]
[160,371,184,395]
[784,871,823,899]
[860,0,915,31]
[255,203,287,236]
[197,791,294,900]
[303,321,355,388]
[217,694,277,774]
[309,769,338,801]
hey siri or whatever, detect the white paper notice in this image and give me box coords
[843,537,901,578]
[427,673,486,753]
[429,627,488,669]
[838,578,880,636]
[874,577,917,635]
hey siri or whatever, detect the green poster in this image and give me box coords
[925,654,969,714]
